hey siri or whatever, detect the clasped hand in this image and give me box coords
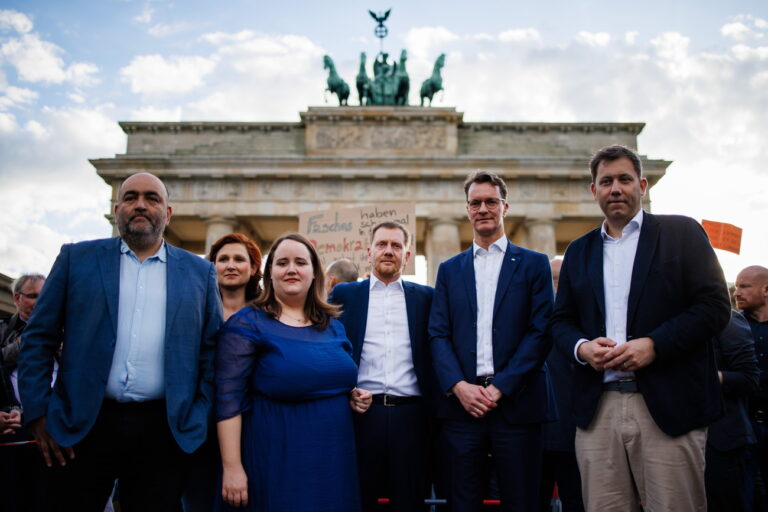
[452,381,500,419]
[0,408,22,435]
[577,336,656,372]
[349,388,372,413]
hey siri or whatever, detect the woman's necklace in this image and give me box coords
[281,310,308,325]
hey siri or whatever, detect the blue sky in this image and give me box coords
[1,0,766,280]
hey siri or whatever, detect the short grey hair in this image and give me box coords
[12,273,46,294]
[326,258,359,284]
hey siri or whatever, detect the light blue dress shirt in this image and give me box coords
[105,240,167,402]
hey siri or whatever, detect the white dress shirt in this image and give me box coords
[357,275,420,397]
[574,209,643,383]
[106,240,167,402]
[473,235,507,377]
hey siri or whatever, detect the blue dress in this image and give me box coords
[215,307,361,512]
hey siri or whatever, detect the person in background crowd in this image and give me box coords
[429,170,556,511]
[326,258,360,295]
[734,265,768,510]
[0,273,48,512]
[19,172,223,512]
[539,258,584,512]
[182,233,264,512]
[705,310,759,511]
[550,145,731,512]
[215,233,371,511]
[1,274,45,377]
[329,222,436,511]
[209,233,263,321]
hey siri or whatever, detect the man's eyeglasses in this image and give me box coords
[467,198,505,211]
[17,292,39,299]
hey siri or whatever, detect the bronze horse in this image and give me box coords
[324,55,349,106]
[420,53,445,107]
[356,52,373,106]
[395,49,409,106]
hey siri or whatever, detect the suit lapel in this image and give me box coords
[461,249,478,322]
[492,241,522,319]
[586,229,606,320]
[627,212,659,328]
[97,238,121,336]
[164,244,184,348]
[353,280,371,363]
[403,282,422,372]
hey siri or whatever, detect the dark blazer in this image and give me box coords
[428,240,557,423]
[708,310,759,451]
[329,279,437,407]
[551,212,731,437]
[18,237,223,454]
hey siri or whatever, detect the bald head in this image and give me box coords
[118,172,169,202]
[734,265,768,317]
[550,258,563,293]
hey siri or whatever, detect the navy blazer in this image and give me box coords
[329,279,437,409]
[428,240,557,423]
[551,212,731,437]
[19,237,223,454]
[708,310,759,451]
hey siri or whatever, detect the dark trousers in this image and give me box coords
[442,411,542,512]
[539,450,584,512]
[354,400,430,512]
[706,444,747,512]
[51,399,190,512]
[746,421,768,512]
[0,433,51,512]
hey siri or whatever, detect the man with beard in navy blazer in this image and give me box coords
[329,221,435,512]
[429,170,557,511]
[19,172,223,512]
[550,145,731,512]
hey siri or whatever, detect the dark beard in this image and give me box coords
[117,216,164,251]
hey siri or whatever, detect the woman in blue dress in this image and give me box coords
[215,233,372,511]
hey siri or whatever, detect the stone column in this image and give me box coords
[525,218,557,258]
[426,218,461,286]
[204,216,237,255]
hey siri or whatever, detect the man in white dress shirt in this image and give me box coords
[329,221,435,512]
[550,145,730,511]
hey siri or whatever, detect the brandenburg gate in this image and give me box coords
[90,106,670,284]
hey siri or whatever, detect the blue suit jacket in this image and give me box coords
[19,237,223,454]
[329,279,437,409]
[550,212,731,437]
[428,240,557,423]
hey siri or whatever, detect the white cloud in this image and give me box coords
[721,21,752,41]
[129,105,182,121]
[120,54,218,95]
[651,31,690,61]
[576,31,611,47]
[133,6,154,24]
[756,18,768,29]
[625,31,639,45]
[0,9,33,34]
[0,33,98,86]
[66,62,99,86]
[0,85,37,110]
[403,26,459,58]
[0,111,17,133]
[731,44,768,61]
[148,22,188,38]
[68,92,85,103]
[24,119,48,139]
[498,28,541,44]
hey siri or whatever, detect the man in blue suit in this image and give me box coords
[19,172,223,512]
[329,221,435,512]
[429,170,556,511]
[550,145,731,511]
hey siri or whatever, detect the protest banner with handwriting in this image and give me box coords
[299,203,416,275]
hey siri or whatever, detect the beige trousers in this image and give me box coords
[575,391,707,512]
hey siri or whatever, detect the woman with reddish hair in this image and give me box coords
[208,233,263,321]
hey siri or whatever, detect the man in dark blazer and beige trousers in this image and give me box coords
[551,145,731,512]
